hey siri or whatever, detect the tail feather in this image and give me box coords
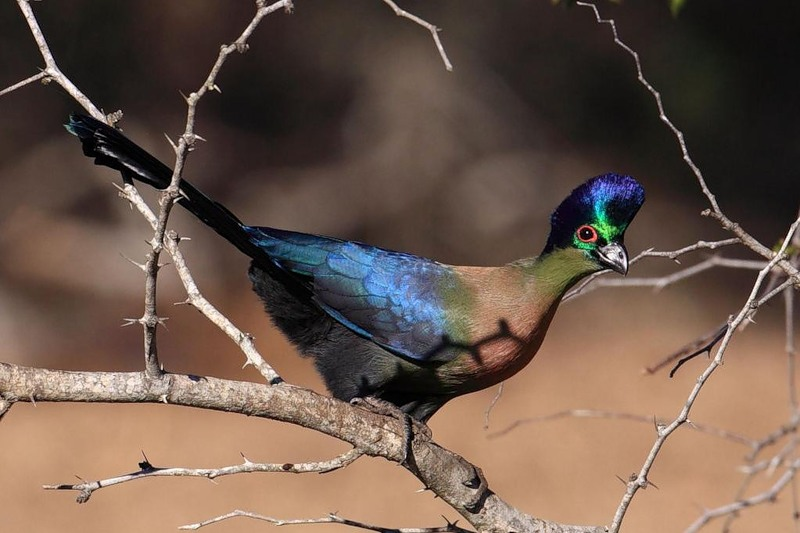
[66,114,265,264]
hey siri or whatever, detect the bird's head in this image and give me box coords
[542,173,645,275]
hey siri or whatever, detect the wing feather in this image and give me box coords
[245,226,457,360]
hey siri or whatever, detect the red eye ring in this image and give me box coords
[576,225,598,243]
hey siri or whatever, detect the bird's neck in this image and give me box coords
[517,247,601,301]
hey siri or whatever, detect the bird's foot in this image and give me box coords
[349,396,431,468]
[463,464,489,513]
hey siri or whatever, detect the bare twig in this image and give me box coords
[574,1,716,213]
[684,458,800,533]
[637,239,742,260]
[119,186,280,383]
[44,448,363,503]
[644,324,727,376]
[586,256,766,292]
[15,0,102,118]
[134,0,293,378]
[573,2,800,528]
[380,0,453,71]
[564,239,742,301]
[608,218,800,532]
[487,409,756,448]
[744,414,800,463]
[575,1,800,286]
[180,510,472,532]
[483,383,504,430]
[0,70,48,98]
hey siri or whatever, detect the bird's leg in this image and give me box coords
[349,396,431,468]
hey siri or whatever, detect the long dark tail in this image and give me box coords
[66,113,266,264]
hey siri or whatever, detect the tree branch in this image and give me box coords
[684,458,800,533]
[43,448,363,503]
[564,239,742,302]
[0,70,48,98]
[380,0,453,71]
[608,218,799,532]
[181,510,472,532]
[135,0,294,379]
[488,409,757,449]
[15,0,103,119]
[0,362,604,533]
[118,186,280,383]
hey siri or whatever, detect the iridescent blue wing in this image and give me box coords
[245,227,457,361]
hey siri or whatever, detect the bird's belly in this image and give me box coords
[440,336,541,393]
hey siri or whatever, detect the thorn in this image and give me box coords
[442,516,460,528]
[160,394,168,404]
[208,83,222,94]
[122,318,140,327]
[240,452,253,465]
[29,393,37,406]
[615,473,632,486]
[178,90,190,104]
[120,253,146,271]
[140,450,152,469]
[164,133,178,152]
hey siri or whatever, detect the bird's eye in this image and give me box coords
[576,225,598,243]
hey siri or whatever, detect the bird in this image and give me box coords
[66,113,645,423]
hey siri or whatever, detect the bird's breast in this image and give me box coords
[436,266,563,392]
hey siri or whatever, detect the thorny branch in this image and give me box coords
[563,238,742,301]
[136,0,293,380]
[44,448,363,503]
[575,2,800,531]
[607,219,799,532]
[0,363,606,533]
[180,510,472,532]
[684,458,800,533]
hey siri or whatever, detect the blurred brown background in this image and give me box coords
[1,1,799,531]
